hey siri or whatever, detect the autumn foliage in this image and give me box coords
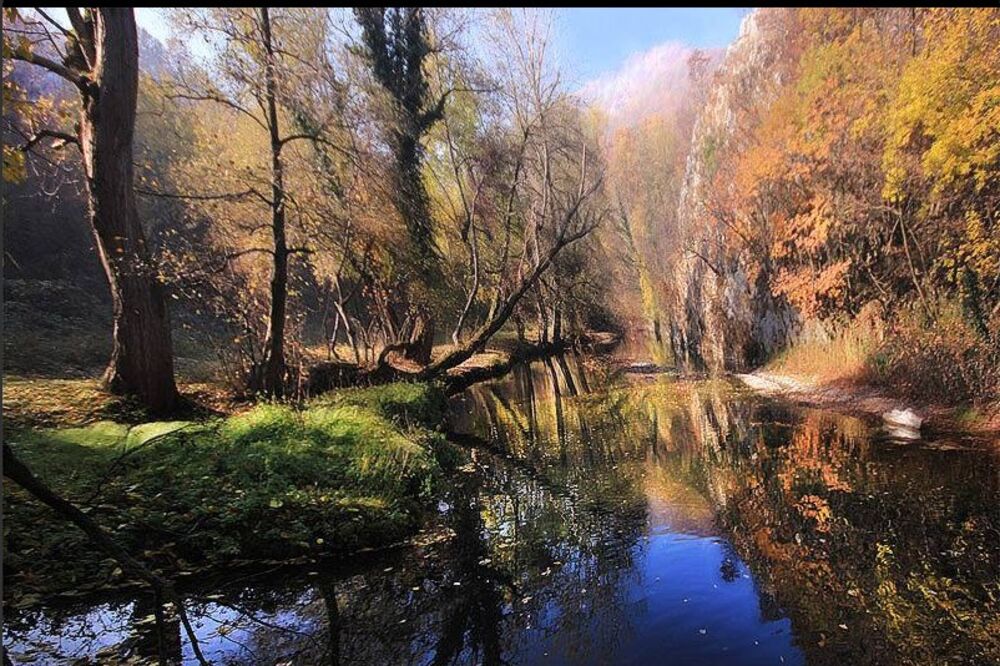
[662,8,999,403]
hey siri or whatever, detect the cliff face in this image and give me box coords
[667,9,799,373]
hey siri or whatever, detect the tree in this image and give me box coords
[165,7,344,396]
[353,7,447,365]
[5,8,178,413]
[417,9,608,377]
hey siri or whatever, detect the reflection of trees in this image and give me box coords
[647,382,1000,666]
[316,580,339,665]
[130,592,181,664]
[15,367,998,665]
[470,441,646,664]
[453,356,652,662]
[428,463,506,666]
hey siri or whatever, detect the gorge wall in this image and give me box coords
[665,9,798,372]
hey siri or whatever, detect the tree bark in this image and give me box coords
[406,310,435,366]
[79,9,178,414]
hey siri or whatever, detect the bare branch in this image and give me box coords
[21,129,80,153]
[135,186,272,206]
[10,48,82,86]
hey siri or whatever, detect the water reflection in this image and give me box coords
[5,353,999,665]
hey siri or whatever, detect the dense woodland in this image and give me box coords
[3,7,998,412]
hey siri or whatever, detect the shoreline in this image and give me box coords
[735,370,1000,437]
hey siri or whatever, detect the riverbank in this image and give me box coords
[7,354,1000,666]
[2,382,457,608]
[736,370,1000,436]
[2,335,617,609]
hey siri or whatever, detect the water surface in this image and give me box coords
[5,351,999,665]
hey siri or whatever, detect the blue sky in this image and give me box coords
[128,8,748,84]
[558,8,748,80]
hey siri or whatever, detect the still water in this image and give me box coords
[5,351,1000,665]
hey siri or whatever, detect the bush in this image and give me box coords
[766,299,999,410]
[863,301,1000,407]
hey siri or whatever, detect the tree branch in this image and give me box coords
[135,186,271,206]
[21,129,80,153]
[10,49,82,86]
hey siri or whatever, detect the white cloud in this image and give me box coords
[579,41,717,130]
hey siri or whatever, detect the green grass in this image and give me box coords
[3,383,452,603]
[311,381,447,426]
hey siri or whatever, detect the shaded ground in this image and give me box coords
[3,383,453,607]
[2,377,236,430]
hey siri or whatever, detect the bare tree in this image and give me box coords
[164,7,344,396]
[415,9,607,377]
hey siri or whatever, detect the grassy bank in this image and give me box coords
[3,382,454,606]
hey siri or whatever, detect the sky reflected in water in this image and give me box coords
[5,348,999,665]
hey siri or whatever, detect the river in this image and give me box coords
[5,345,999,665]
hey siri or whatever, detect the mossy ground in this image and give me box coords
[2,382,454,606]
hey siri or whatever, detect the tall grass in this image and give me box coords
[767,300,999,408]
[768,309,882,382]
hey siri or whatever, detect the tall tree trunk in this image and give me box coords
[536,293,549,344]
[258,6,289,396]
[397,142,437,366]
[328,309,341,359]
[354,9,444,368]
[333,300,361,365]
[80,9,177,414]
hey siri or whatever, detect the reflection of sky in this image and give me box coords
[5,594,324,665]
[502,531,801,666]
[4,604,135,663]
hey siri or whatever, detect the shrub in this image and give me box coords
[863,301,1000,407]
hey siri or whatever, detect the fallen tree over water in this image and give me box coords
[307,331,621,397]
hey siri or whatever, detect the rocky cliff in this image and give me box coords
[667,9,799,373]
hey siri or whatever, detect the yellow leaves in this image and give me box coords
[2,145,26,183]
[720,7,996,325]
[882,8,1000,202]
[945,210,1000,282]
